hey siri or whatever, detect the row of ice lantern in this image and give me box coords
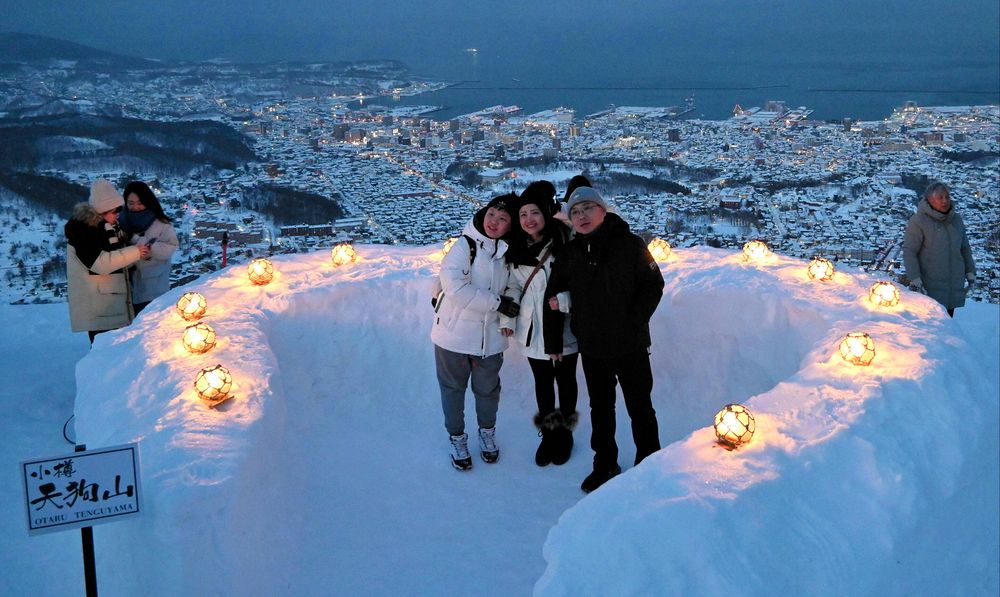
[745,239,901,307]
[178,240,886,426]
[701,239,887,448]
[174,243,360,407]
[247,243,359,285]
[713,329,875,449]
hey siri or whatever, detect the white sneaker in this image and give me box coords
[450,433,472,471]
[478,427,499,463]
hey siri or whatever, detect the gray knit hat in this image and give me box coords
[565,186,607,213]
[89,179,124,214]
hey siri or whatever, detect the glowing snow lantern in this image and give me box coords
[182,322,217,354]
[441,237,458,253]
[839,332,876,366]
[714,403,756,448]
[742,239,770,262]
[194,364,233,405]
[648,237,672,262]
[176,292,207,321]
[807,257,836,281]
[330,242,357,267]
[868,281,900,308]
[247,258,274,285]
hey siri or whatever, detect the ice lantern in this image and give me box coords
[247,258,274,285]
[331,242,358,267]
[182,322,217,354]
[807,257,836,281]
[714,403,756,448]
[176,292,207,321]
[742,239,770,262]
[839,332,876,366]
[868,281,900,308]
[194,364,233,405]
[647,237,672,262]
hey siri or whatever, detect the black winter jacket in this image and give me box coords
[544,213,664,359]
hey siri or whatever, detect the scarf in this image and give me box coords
[119,209,157,234]
[507,235,549,267]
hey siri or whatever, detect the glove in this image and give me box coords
[908,279,925,294]
[966,275,975,292]
[497,296,520,318]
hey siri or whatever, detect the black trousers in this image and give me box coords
[527,353,579,417]
[581,349,661,469]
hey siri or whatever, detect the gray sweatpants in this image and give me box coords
[434,345,503,437]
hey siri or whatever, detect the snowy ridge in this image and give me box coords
[69,245,998,596]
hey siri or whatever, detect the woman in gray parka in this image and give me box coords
[902,181,977,316]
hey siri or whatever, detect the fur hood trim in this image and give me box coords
[71,202,102,226]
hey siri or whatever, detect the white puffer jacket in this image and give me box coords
[430,218,510,357]
[501,239,578,359]
[129,219,179,304]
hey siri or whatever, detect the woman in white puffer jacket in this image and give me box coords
[431,194,519,471]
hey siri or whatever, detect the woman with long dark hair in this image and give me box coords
[500,181,580,466]
[120,181,179,314]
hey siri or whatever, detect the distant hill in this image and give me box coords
[0,32,156,68]
[0,113,258,181]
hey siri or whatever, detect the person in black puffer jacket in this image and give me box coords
[545,187,665,493]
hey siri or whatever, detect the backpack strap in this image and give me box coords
[463,234,476,265]
[432,235,477,311]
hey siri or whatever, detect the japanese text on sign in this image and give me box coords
[21,444,142,535]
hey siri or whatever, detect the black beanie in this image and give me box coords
[485,193,519,220]
[562,174,592,204]
[521,180,559,216]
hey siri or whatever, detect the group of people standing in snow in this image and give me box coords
[64,179,178,344]
[430,176,977,494]
[430,175,664,493]
[60,172,976,495]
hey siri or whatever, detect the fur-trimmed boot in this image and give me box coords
[534,412,563,467]
[550,412,578,466]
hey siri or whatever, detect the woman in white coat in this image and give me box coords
[500,182,579,467]
[120,181,179,314]
[431,194,520,471]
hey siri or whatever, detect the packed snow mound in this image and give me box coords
[538,251,1000,596]
[72,245,999,596]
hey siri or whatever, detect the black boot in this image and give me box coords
[550,412,578,465]
[534,412,561,467]
[581,463,621,493]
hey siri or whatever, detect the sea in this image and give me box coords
[352,21,1000,121]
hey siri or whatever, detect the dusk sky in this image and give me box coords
[4,0,999,86]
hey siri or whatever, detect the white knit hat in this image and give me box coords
[89,179,124,213]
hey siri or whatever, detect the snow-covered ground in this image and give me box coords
[2,244,997,596]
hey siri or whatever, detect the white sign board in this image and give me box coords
[21,443,142,536]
